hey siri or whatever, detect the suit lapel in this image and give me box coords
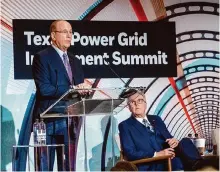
[147,116,160,135]
[49,46,71,84]
[129,116,161,152]
[129,116,146,134]
[147,116,163,151]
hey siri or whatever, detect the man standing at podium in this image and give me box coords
[32,20,89,171]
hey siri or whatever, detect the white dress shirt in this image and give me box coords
[136,116,151,126]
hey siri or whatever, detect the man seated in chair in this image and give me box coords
[119,89,203,171]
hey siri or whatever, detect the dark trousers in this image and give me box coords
[175,138,202,170]
[35,118,77,171]
[157,138,202,171]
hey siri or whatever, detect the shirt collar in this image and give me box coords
[52,44,67,60]
[135,116,150,125]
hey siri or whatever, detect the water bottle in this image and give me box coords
[38,118,47,145]
[33,119,39,145]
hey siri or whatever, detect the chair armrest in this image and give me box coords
[129,155,172,164]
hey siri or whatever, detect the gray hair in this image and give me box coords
[126,90,146,104]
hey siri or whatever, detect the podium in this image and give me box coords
[12,144,65,171]
[39,87,130,171]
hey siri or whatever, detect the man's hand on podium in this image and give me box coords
[75,82,92,95]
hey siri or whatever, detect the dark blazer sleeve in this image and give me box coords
[32,53,69,98]
[119,122,155,160]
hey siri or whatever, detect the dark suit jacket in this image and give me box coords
[32,45,84,120]
[119,115,173,171]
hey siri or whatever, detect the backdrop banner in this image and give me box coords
[13,20,177,79]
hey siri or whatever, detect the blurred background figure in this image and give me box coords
[187,133,192,138]
[187,133,194,142]
[212,128,219,156]
[195,133,199,139]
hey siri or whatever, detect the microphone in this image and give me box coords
[103,59,134,98]
[103,58,146,98]
[104,58,127,85]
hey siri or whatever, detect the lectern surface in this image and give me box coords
[41,98,124,118]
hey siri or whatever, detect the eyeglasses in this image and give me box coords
[128,99,146,106]
[54,30,73,35]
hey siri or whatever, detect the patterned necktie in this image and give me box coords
[63,53,72,84]
[143,119,154,132]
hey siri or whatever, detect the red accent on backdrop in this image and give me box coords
[129,0,196,133]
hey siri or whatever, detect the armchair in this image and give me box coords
[115,134,172,171]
